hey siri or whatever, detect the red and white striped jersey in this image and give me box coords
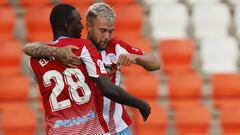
[98,38,143,134]
[29,37,110,135]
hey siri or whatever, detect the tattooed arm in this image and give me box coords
[23,42,82,67]
[23,42,57,58]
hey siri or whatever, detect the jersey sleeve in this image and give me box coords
[80,44,107,78]
[114,39,143,59]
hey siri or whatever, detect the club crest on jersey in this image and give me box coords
[97,59,107,73]
[131,46,140,52]
[107,53,117,64]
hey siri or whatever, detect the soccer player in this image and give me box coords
[27,4,151,135]
[24,2,159,135]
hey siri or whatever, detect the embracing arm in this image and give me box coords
[23,42,57,58]
[23,42,82,67]
[92,76,151,121]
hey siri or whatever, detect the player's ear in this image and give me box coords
[86,21,92,32]
[65,23,71,33]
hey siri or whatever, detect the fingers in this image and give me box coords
[68,63,78,68]
[139,102,151,121]
[143,110,151,121]
[67,45,79,50]
[117,54,133,66]
[57,45,82,67]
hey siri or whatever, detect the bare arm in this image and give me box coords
[23,42,57,58]
[23,42,82,67]
[135,53,160,71]
[92,76,151,121]
[117,53,160,71]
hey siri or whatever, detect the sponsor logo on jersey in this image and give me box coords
[107,53,117,64]
[53,111,96,128]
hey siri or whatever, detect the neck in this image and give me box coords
[87,34,98,50]
[54,32,71,41]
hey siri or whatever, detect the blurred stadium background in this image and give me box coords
[1,0,240,134]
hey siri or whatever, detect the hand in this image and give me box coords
[117,54,137,66]
[55,45,82,68]
[138,101,151,121]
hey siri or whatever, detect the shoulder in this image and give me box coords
[110,38,132,48]
[110,38,143,55]
[69,38,93,46]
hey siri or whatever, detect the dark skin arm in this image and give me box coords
[92,76,151,121]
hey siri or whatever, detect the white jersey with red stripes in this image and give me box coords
[99,38,143,134]
[29,37,110,135]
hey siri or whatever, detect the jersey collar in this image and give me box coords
[52,36,69,44]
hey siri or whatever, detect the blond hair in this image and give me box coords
[86,2,116,24]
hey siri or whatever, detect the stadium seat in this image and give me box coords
[149,3,188,40]
[220,106,240,135]
[0,0,9,5]
[112,4,144,37]
[144,0,178,5]
[185,0,221,5]
[133,100,167,135]
[124,74,159,99]
[212,73,240,109]
[0,6,16,40]
[175,106,211,135]
[0,75,29,101]
[103,0,137,5]
[1,109,37,135]
[159,39,195,74]
[19,0,52,6]
[192,3,230,40]
[200,37,239,74]
[0,40,22,76]
[25,6,53,42]
[61,0,94,6]
[168,73,203,109]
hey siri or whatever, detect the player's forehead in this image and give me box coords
[94,16,114,28]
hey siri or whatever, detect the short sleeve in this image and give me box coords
[114,39,143,59]
[80,45,107,78]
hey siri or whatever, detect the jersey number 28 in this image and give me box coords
[43,68,91,112]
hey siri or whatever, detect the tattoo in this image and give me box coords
[24,42,57,58]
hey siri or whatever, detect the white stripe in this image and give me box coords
[80,46,99,78]
[28,58,38,82]
[115,44,130,133]
[101,51,112,65]
[114,103,128,133]
[115,65,121,86]
[103,97,111,127]
[115,44,130,60]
